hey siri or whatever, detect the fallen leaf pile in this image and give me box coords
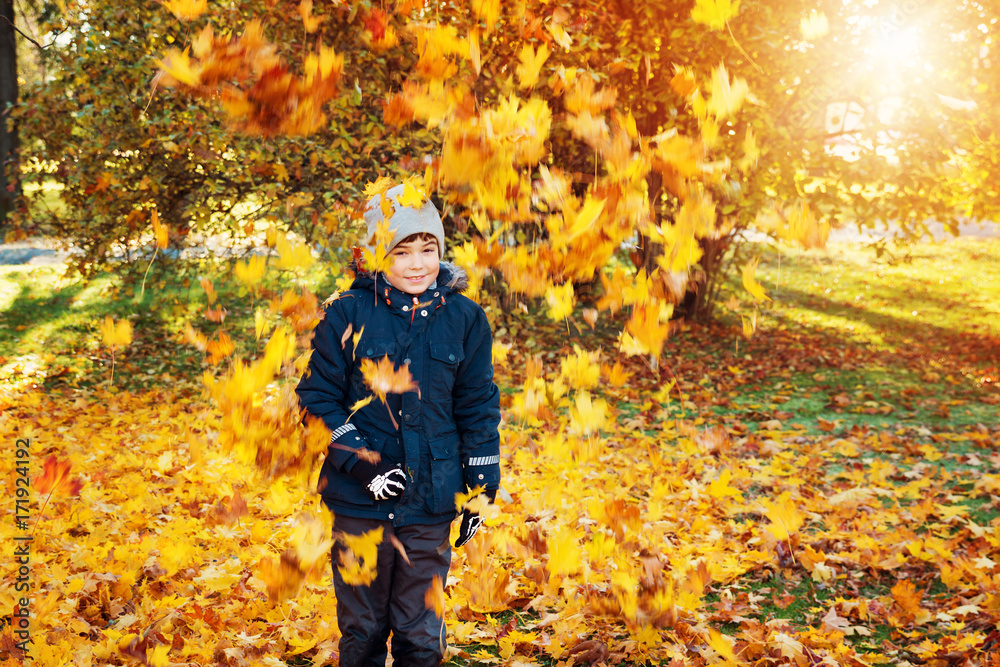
[2,358,999,665]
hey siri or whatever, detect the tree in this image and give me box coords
[13,0,441,273]
[22,0,998,330]
[1,0,19,224]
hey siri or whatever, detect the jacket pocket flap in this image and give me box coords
[428,433,460,460]
[429,341,465,364]
[358,431,385,454]
[357,340,396,358]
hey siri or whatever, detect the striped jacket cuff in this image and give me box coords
[330,423,365,446]
[466,454,500,467]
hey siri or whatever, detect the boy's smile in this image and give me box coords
[385,237,440,295]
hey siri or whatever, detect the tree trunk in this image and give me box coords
[679,232,732,322]
[631,170,664,275]
[0,0,19,225]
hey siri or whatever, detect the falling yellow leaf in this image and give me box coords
[547,22,572,50]
[207,331,235,364]
[100,316,133,348]
[469,28,482,75]
[275,233,316,271]
[801,10,829,39]
[624,302,672,359]
[425,575,446,617]
[602,360,632,387]
[163,0,207,21]
[156,48,201,87]
[361,356,420,405]
[741,310,757,339]
[515,43,551,90]
[470,0,499,29]
[347,396,374,421]
[151,209,168,249]
[200,277,217,304]
[452,241,479,271]
[298,0,326,33]
[491,340,511,366]
[192,23,214,58]
[691,0,741,31]
[560,346,601,390]
[235,255,267,289]
[337,526,384,586]
[253,308,270,341]
[352,325,364,359]
[741,257,771,302]
[258,552,306,602]
[706,64,749,120]
[289,512,334,569]
[547,526,582,576]
[455,485,486,512]
[569,391,607,436]
[561,196,606,245]
[545,283,575,322]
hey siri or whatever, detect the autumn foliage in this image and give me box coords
[152,0,830,345]
[3,351,999,665]
[5,0,1000,664]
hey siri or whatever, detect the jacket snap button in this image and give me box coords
[366,348,373,355]
[448,354,456,361]
[421,310,428,316]
[388,513,394,520]
[403,358,411,365]
[404,414,411,422]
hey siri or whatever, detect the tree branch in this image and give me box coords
[2,14,50,49]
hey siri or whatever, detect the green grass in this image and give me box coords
[0,254,344,391]
[704,239,1000,434]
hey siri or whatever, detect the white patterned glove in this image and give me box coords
[454,488,497,547]
[350,460,406,501]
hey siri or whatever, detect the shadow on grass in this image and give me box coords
[775,286,1000,372]
[0,267,212,392]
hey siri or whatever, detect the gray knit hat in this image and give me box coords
[363,184,445,254]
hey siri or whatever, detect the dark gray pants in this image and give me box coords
[331,515,452,667]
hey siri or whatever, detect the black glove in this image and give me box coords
[454,488,497,548]
[350,459,406,501]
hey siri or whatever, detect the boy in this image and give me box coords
[296,184,501,667]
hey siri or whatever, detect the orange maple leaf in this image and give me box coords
[35,455,83,496]
[361,356,419,403]
[258,552,306,602]
[424,575,446,617]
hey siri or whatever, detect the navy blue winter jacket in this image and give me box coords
[296,261,501,525]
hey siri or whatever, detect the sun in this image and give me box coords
[866,25,924,76]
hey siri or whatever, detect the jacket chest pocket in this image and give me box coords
[352,340,397,395]
[428,341,465,393]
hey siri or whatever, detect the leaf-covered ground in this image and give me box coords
[1,240,998,666]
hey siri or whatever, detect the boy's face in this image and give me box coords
[385,236,440,295]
